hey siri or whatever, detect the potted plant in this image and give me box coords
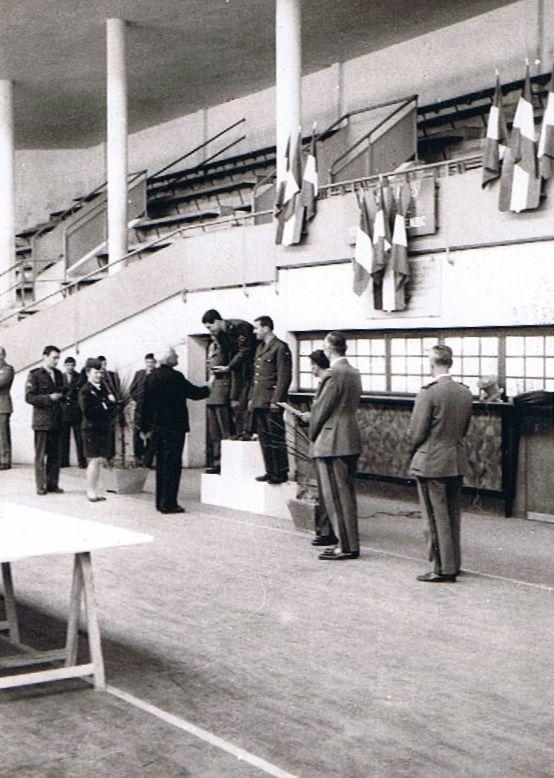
[283,410,321,531]
[101,370,149,494]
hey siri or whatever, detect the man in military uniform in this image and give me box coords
[308,333,362,560]
[201,309,256,438]
[408,344,473,583]
[205,335,233,474]
[25,345,65,495]
[0,347,14,470]
[130,352,157,466]
[249,315,292,484]
[60,356,87,469]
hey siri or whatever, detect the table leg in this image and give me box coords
[65,554,84,667]
[78,552,106,691]
[1,562,20,644]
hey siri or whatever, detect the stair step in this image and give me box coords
[134,211,221,231]
[94,241,173,260]
[16,223,55,239]
[148,179,257,209]
[16,246,32,256]
[148,158,276,198]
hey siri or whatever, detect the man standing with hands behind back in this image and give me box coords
[25,345,65,495]
[249,316,292,485]
[408,344,473,583]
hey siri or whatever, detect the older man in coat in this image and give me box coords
[0,347,14,469]
[408,344,473,583]
[309,332,362,561]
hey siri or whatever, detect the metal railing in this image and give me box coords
[328,95,418,182]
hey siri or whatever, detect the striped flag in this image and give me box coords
[352,192,373,300]
[538,63,554,180]
[482,74,508,188]
[499,64,541,212]
[275,130,302,246]
[382,180,412,312]
[298,123,318,228]
[371,178,392,310]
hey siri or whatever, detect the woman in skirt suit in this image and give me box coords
[79,358,117,501]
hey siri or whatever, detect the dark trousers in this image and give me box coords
[61,420,86,467]
[252,408,289,481]
[416,476,463,576]
[315,465,337,540]
[153,428,186,511]
[232,380,252,437]
[133,428,154,467]
[207,404,233,466]
[316,456,359,554]
[34,429,62,492]
[0,413,11,467]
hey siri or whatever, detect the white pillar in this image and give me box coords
[275,0,302,187]
[0,80,15,307]
[106,18,128,273]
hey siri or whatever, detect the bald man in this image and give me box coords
[141,347,210,514]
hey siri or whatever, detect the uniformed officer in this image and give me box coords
[249,315,292,484]
[205,335,233,474]
[130,352,157,466]
[308,333,363,560]
[60,356,87,469]
[25,345,65,495]
[201,309,256,438]
[407,344,473,583]
[0,347,14,470]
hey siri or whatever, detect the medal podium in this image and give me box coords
[200,440,296,519]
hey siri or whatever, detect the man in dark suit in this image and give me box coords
[408,344,473,583]
[205,335,233,475]
[308,332,363,560]
[202,309,256,438]
[130,352,157,466]
[25,345,65,495]
[141,346,211,514]
[0,347,14,470]
[249,315,292,484]
[60,356,87,469]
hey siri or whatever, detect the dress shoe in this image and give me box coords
[255,474,269,482]
[160,506,186,514]
[36,489,47,496]
[318,550,359,560]
[416,572,456,583]
[268,477,288,485]
[0,464,11,470]
[48,487,64,494]
[311,535,339,546]
[205,466,221,475]
[87,496,107,503]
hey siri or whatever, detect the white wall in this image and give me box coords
[16,0,552,231]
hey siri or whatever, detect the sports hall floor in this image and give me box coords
[0,466,552,778]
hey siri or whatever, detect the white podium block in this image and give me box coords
[201,440,296,519]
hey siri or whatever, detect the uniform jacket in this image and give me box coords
[407,375,473,478]
[129,369,153,426]
[61,372,83,424]
[141,365,210,434]
[101,369,122,400]
[79,381,115,431]
[250,335,292,409]
[309,358,362,458]
[25,366,64,431]
[218,318,256,401]
[207,338,231,406]
[0,363,14,414]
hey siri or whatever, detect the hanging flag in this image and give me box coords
[382,180,412,312]
[499,63,541,212]
[538,63,554,180]
[482,73,508,188]
[371,178,392,310]
[352,191,373,300]
[275,130,302,246]
[298,123,318,232]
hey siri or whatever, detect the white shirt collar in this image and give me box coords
[435,373,451,380]
[330,356,347,367]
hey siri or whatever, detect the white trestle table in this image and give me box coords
[0,503,152,692]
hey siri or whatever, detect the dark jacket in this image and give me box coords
[141,365,209,434]
[0,363,14,414]
[309,359,362,458]
[79,381,116,431]
[61,372,83,424]
[250,335,292,409]
[129,369,150,426]
[218,318,256,401]
[101,369,122,400]
[25,366,64,431]
[207,338,231,406]
[407,375,473,478]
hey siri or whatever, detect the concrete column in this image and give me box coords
[0,80,15,307]
[275,0,302,186]
[106,18,128,273]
